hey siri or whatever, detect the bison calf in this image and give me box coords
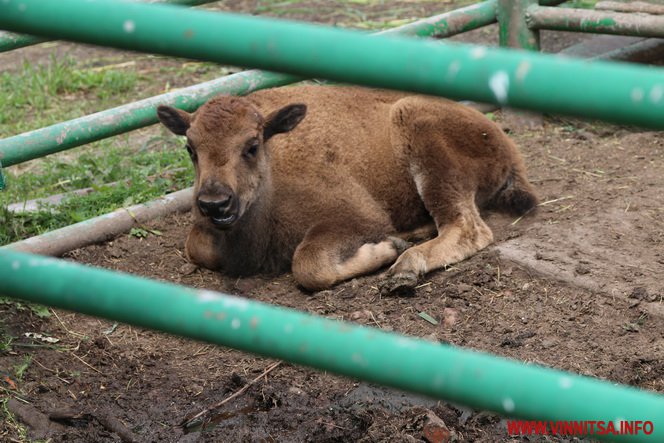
[157,86,537,293]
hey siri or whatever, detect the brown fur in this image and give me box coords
[157,85,538,292]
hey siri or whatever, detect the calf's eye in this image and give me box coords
[185,144,197,161]
[244,142,259,159]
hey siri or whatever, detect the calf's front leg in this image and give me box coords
[185,221,223,270]
[292,220,408,291]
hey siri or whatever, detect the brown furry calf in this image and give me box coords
[157,85,537,293]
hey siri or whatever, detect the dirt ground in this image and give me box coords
[2,2,664,443]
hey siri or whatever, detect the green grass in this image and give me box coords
[0,354,49,443]
[0,56,197,246]
[0,318,12,352]
[13,355,32,381]
[0,54,227,134]
[563,0,598,9]
[1,398,29,443]
[0,140,193,245]
[0,55,141,134]
[252,0,445,30]
[0,298,51,320]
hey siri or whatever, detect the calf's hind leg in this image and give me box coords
[381,98,501,294]
[292,220,408,291]
[382,195,493,294]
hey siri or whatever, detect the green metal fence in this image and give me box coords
[1,249,662,443]
[1,1,664,440]
[2,0,664,174]
[0,2,501,169]
[529,5,664,38]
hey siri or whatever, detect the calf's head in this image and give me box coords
[157,96,306,229]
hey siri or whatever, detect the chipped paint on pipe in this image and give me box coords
[378,0,497,39]
[528,6,664,38]
[0,0,499,53]
[0,31,47,51]
[1,0,664,131]
[596,0,664,15]
[498,0,540,50]
[1,188,193,256]
[381,0,565,39]
[498,0,587,49]
[0,250,663,443]
[0,0,222,53]
[0,4,499,168]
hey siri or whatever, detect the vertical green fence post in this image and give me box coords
[498,0,540,50]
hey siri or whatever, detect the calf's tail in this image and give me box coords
[490,167,539,216]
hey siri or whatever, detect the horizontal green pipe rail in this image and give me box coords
[1,0,664,132]
[3,0,573,53]
[0,250,662,443]
[0,0,221,52]
[0,31,47,52]
[528,6,664,38]
[396,0,565,39]
[0,4,497,168]
[2,188,194,256]
[375,0,496,38]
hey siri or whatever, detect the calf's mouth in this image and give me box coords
[210,212,237,228]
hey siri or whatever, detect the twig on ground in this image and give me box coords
[33,358,57,374]
[52,310,86,338]
[510,206,537,226]
[71,353,105,375]
[193,345,211,357]
[538,195,575,207]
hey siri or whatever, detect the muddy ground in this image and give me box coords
[2,1,664,443]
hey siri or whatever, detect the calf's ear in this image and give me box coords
[157,105,191,136]
[264,104,307,141]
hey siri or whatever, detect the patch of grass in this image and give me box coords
[563,0,598,9]
[0,335,13,353]
[0,55,141,134]
[0,139,193,245]
[352,17,416,31]
[0,320,12,352]
[0,54,218,247]
[0,298,51,321]
[129,227,162,239]
[1,397,30,443]
[251,0,446,29]
[13,355,32,381]
[2,135,187,201]
[0,333,34,442]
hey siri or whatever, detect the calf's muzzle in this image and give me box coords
[197,187,238,228]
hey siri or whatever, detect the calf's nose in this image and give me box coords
[197,194,233,218]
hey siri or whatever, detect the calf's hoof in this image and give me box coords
[379,271,418,296]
